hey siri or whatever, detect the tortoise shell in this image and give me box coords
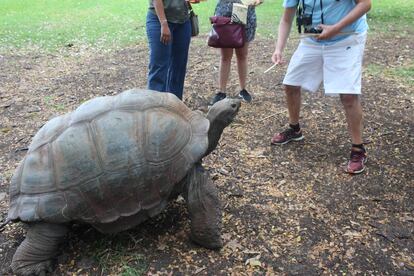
[8,89,209,226]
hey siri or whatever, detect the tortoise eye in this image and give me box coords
[231,104,237,109]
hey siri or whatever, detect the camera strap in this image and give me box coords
[297,0,324,33]
[297,1,303,33]
[320,0,324,24]
[300,0,317,18]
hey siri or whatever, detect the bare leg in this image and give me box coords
[285,85,301,124]
[235,42,249,90]
[184,163,222,249]
[219,48,234,92]
[11,223,68,276]
[340,94,363,146]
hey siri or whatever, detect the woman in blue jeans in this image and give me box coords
[146,0,192,100]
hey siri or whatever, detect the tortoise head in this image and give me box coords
[204,98,241,157]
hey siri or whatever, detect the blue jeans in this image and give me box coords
[146,12,191,100]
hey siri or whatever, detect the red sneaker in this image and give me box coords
[346,150,367,174]
[271,128,304,145]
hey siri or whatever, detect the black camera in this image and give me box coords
[305,26,322,34]
[297,13,322,34]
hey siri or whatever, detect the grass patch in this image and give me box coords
[368,0,413,32]
[43,96,66,111]
[366,63,414,86]
[88,237,148,275]
[0,0,146,52]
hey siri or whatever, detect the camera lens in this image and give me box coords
[305,27,322,34]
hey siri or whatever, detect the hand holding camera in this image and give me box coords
[314,24,342,40]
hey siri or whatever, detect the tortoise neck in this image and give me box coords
[205,117,226,157]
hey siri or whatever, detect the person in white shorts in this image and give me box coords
[270,0,372,174]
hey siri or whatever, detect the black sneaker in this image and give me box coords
[210,92,227,105]
[238,89,252,103]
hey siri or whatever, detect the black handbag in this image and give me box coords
[187,3,199,37]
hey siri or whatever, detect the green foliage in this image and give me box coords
[0,0,412,52]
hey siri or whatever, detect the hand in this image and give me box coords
[272,50,284,65]
[316,24,340,40]
[252,0,263,6]
[160,22,171,44]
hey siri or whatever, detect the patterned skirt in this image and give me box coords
[214,0,257,42]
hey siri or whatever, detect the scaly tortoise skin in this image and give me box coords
[6,88,241,275]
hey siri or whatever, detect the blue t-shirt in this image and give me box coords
[283,0,368,44]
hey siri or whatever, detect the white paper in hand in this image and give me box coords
[232,3,248,24]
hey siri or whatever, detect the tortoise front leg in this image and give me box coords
[11,222,68,276]
[185,163,222,249]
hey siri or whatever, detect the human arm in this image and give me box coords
[253,0,264,6]
[317,0,372,40]
[152,0,171,44]
[272,7,296,65]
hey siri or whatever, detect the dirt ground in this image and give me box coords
[0,32,413,275]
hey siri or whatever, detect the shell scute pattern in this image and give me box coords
[69,96,114,125]
[36,192,67,222]
[53,124,103,189]
[62,188,95,222]
[77,178,120,223]
[144,108,191,163]
[20,144,54,194]
[28,114,70,153]
[92,111,145,172]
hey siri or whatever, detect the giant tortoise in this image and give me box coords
[1,88,241,275]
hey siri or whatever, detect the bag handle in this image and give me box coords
[187,1,193,12]
[210,16,232,25]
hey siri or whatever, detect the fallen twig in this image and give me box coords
[193,266,206,275]
[259,113,280,122]
[289,31,358,40]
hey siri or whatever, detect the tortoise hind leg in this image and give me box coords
[184,163,222,249]
[11,222,68,276]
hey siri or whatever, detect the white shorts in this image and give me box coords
[283,32,367,95]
